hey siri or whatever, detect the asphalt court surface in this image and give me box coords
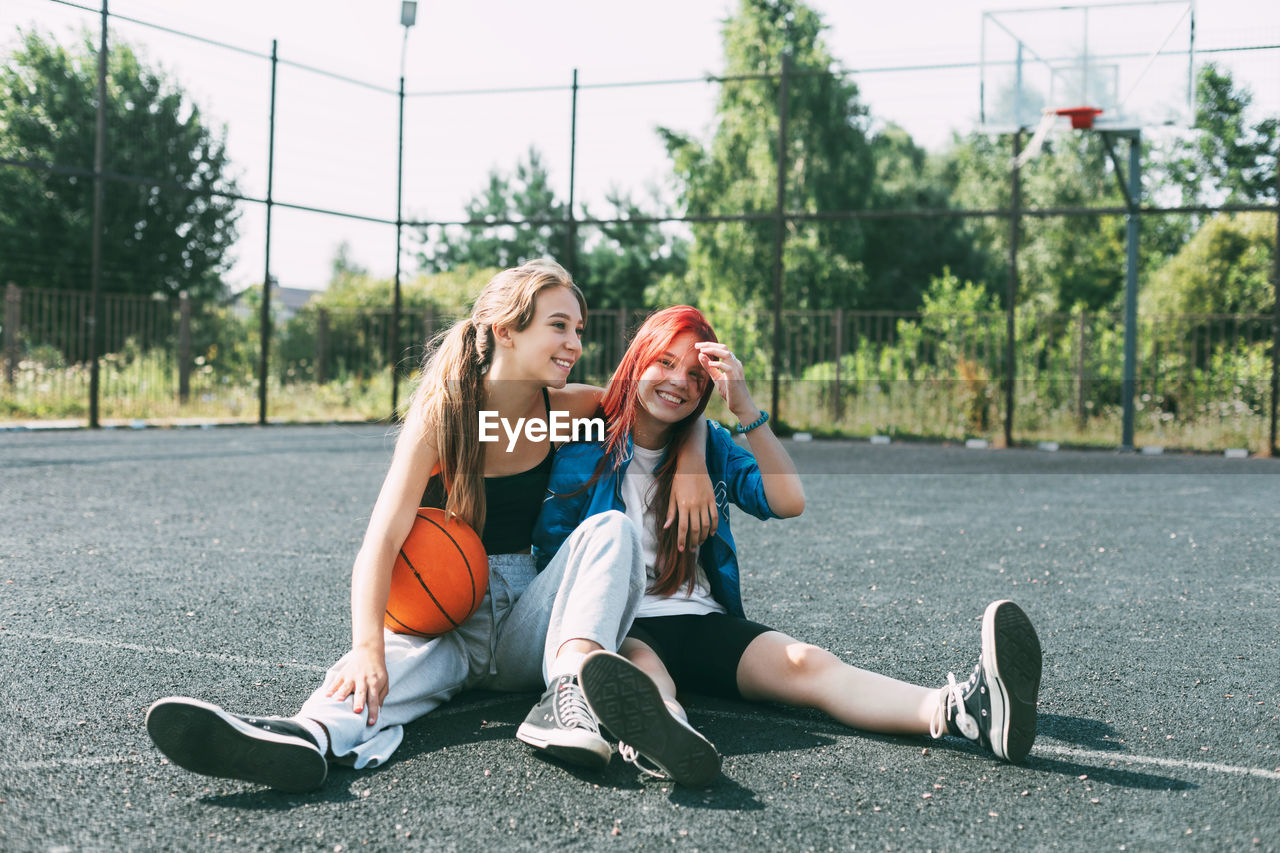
[1,425,1277,851]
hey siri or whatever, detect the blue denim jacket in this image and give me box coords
[532,421,776,618]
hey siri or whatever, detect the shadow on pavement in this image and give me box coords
[666,775,764,811]
[1023,753,1195,792]
[1037,713,1124,751]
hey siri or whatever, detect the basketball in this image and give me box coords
[384,508,489,638]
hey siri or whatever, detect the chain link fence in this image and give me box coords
[1,1,1277,452]
[3,282,1272,450]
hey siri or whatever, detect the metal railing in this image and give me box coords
[3,284,1271,450]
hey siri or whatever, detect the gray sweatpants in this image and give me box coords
[297,509,644,769]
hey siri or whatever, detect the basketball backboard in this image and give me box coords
[979,1,1195,133]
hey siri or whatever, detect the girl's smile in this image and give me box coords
[633,331,709,447]
[496,286,584,387]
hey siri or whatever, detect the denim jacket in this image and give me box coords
[532,421,776,618]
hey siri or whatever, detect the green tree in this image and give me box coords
[656,0,873,320]
[576,191,689,311]
[416,147,569,273]
[414,148,685,312]
[657,0,983,326]
[1164,64,1279,206]
[943,129,1129,313]
[862,125,993,311]
[943,62,1280,316]
[1144,63,1279,262]
[330,240,368,289]
[1141,213,1275,317]
[0,30,239,299]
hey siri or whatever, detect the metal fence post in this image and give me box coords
[177,291,191,403]
[1075,310,1088,428]
[316,307,329,385]
[4,283,19,387]
[1004,129,1022,448]
[391,72,406,420]
[1270,168,1279,456]
[566,69,579,276]
[1120,131,1142,450]
[257,39,278,426]
[616,306,628,368]
[87,0,109,428]
[770,54,791,422]
[833,306,843,421]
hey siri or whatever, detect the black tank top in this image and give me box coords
[421,388,556,554]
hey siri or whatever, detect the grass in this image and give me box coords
[2,355,1273,454]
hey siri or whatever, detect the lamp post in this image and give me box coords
[391,1,416,418]
[400,1,417,75]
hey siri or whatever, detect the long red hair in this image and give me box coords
[598,306,718,597]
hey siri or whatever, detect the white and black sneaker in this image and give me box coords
[146,697,327,793]
[579,650,721,787]
[931,600,1042,763]
[516,674,612,770]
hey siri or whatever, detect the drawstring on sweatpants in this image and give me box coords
[485,569,510,676]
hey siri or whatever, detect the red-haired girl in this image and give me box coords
[146,262,718,791]
[533,305,1043,786]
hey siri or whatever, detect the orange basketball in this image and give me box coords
[384,508,489,638]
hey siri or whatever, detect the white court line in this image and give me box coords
[698,708,1280,783]
[1032,743,1280,782]
[0,630,328,673]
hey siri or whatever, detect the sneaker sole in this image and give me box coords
[579,651,721,787]
[145,698,327,793]
[515,720,611,770]
[981,600,1043,764]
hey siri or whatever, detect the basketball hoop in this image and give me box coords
[1013,106,1106,168]
[1055,106,1104,130]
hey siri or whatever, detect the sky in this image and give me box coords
[4,0,1278,293]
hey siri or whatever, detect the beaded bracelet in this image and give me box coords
[733,409,770,434]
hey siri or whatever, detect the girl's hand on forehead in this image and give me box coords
[695,341,756,418]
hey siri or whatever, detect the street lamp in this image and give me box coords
[400,1,417,76]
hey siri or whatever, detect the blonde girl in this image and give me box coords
[146,261,717,791]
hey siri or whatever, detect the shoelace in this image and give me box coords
[929,671,979,740]
[617,742,669,780]
[555,680,599,732]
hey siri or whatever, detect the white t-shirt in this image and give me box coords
[621,443,726,618]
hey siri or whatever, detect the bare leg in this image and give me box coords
[580,643,721,786]
[735,631,937,735]
[619,638,688,721]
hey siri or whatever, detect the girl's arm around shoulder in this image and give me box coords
[548,383,605,421]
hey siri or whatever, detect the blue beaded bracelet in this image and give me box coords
[734,409,770,434]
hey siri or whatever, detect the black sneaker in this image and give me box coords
[515,674,612,770]
[931,600,1042,763]
[145,697,327,792]
[579,651,721,787]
